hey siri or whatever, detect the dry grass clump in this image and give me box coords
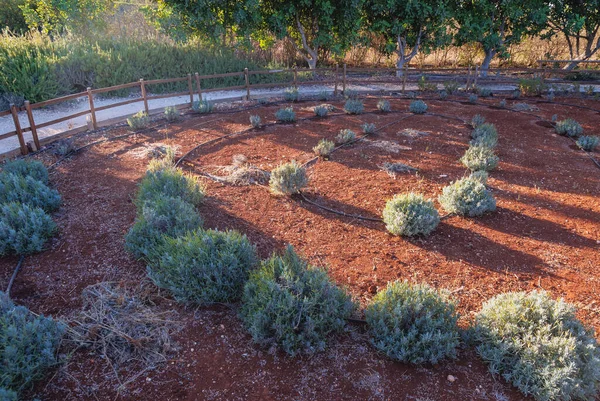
[213,155,270,186]
[69,282,179,367]
[381,162,418,177]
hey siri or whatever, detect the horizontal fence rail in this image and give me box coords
[1,63,599,157]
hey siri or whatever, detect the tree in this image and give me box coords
[545,0,600,70]
[0,0,28,34]
[363,0,451,76]
[159,0,363,69]
[453,0,548,76]
[20,0,110,35]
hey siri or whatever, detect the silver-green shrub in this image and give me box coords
[0,202,56,255]
[0,292,65,395]
[147,229,257,304]
[269,161,308,195]
[164,106,179,122]
[249,115,261,128]
[576,135,599,151]
[460,145,499,171]
[125,195,203,259]
[499,99,507,108]
[0,388,17,400]
[377,99,391,112]
[127,110,150,130]
[382,193,439,236]
[275,107,296,123]
[136,166,205,208]
[439,176,496,216]
[0,172,61,212]
[317,90,331,101]
[361,123,376,134]
[409,100,428,114]
[284,87,299,102]
[474,291,600,401]
[444,81,460,94]
[470,123,498,148]
[336,129,356,144]
[313,105,329,117]
[478,87,492,97]
[344,99,364,114]
[471,114,486,128]
[469,94,478,104]
[439,90,448,100]
[366,281,460,364]
[1,159,48,184]
[240,246,355,356]
[344,89,359,99]
[313,139,335,158]
[192,100,213,113]
[469,170,489,184]
[555,118,583,137]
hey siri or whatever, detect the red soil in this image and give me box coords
[1,95,599,400]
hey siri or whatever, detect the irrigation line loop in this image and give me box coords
[6,255,25,297]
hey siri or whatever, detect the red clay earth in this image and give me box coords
[1,95,599,400]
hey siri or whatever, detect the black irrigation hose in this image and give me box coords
[298,192,383,223]
[6,255,25,297]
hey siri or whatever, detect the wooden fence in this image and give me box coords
[1,64,599,157]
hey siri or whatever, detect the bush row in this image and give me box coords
[0,159,63,398]
[0,159,59,255]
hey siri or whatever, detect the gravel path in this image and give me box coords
[0,81,519,156]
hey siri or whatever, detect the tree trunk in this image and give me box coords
[395,32,421,77]
[307,58,317,70]
[480,49,496,77]
[396,57,406,78]
[563,43,600,70]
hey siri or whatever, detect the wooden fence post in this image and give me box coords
[293,66,298,87]
[140,79,149,114]
[195,72,203,102]
[24,101,40,150]
[244,68,251,100]
[86,87,98,130]
[465,66,471,91]
[343,63,347,94]
[187,73,194,105]
[334,64,339,96]
[402,64,407,94]
[10,104,27,155]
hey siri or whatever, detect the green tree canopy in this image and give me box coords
[20,0,110,35]
[453,0,548,75]
[363,0,451,75]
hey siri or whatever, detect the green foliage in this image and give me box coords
[0,172,61,212]
[417,75,437,91]
[512,89,521,99]
[1,159,48,184]
[125,195,203,259]
[366,281,460,364]
[127,111,150,130]
[0,0,27,34]
[439,176,496,216]
[0,202,56,256]
[469,170,489,184]
[313,105,329,117]
[443,81,460,94]
[147,229,257,304]
[471,114,485,128]
[269,161,308,196]
[344,89,359,99]
[136,166,205,208]
[192,100,212,113]
[336,129,356,144]
[474,291,600,401]
[20,0,108,35]
[460,145,499,171]
[478,87,492,97]
[439,90,448,100]
[0,388,17,401]
[470,123,498,148]
[518,77,546,96]
[275,107,296,123]
[409,100,428,114]
[240,246,355,356]
[0,33,274,104]
[377,99,391,112]
[499,99,507,108]
[164,106,180,122]
[361,123,376,134]
[344,99,364,114]
[555,118,583,137]
[576,136,599,151]
[0,291,65,395]
[382,193,439,236]
[249,115,261,128]
[468,93,478,103]
[313,139,335,158]
[284,87,299,102]
[317,90,331,101]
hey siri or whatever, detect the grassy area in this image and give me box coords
[0,33,283,108]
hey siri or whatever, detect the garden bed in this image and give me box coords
[1,95,599,400]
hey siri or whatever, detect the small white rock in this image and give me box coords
[447,375,456,383]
